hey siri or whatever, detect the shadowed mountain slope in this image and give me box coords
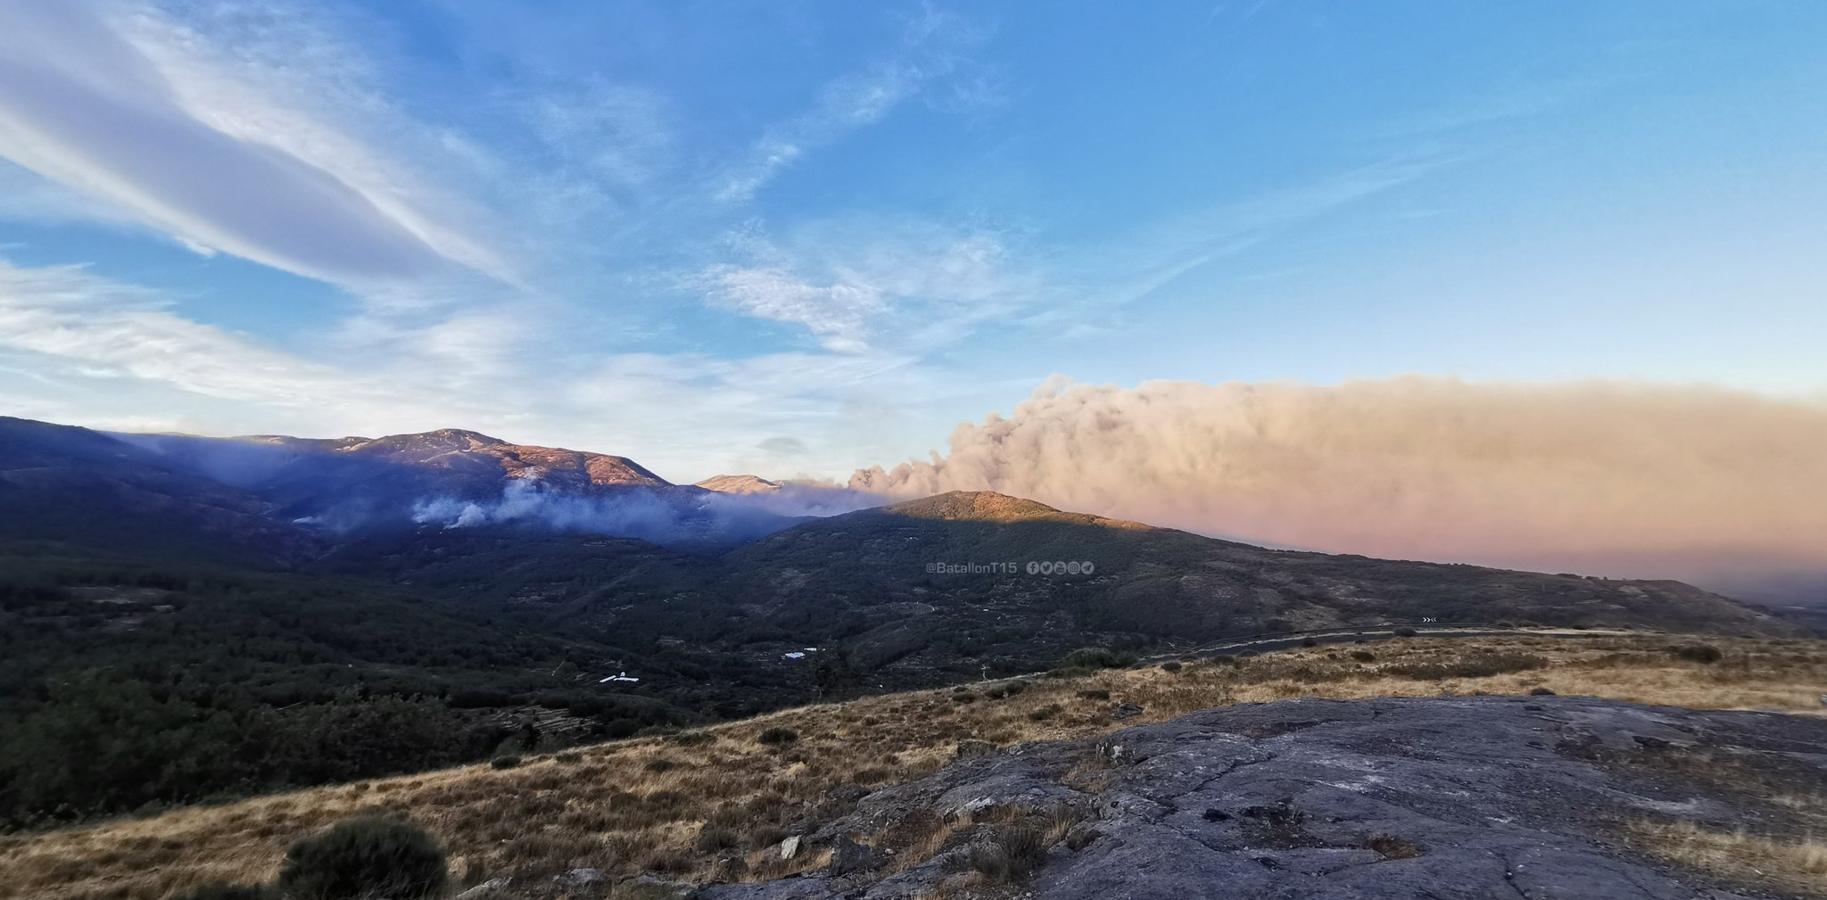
[713,491,1783,676]
[0,416,318,564]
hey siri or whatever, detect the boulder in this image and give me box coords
[698,696,1824,899]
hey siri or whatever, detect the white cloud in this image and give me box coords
[0,2,503,287]
[695,220,1040,354]
[0,255,964,482]
[712,6,991,203]
[526,83,673,190]
[0,260,381,409]
[701,266,885,353]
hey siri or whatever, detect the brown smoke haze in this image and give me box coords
[851,376,1827,590]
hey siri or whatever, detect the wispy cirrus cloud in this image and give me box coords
[712,6,995,203]
[0,259,372,409]
[700,265,886,354]
[0,254,965,481]
[0,2,503,287]
[694,219,1040,354]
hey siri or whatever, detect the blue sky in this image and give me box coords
[1,0,1823,482]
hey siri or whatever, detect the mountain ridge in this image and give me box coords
[695,473,782,494]
[880,489,1153,529]
[0,416,1791,650]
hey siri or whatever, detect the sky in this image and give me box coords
[1,0,1825,488]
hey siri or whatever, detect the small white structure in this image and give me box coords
[599,671,640,683]
[783,652,806,660]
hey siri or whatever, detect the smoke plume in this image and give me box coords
[850,376,1827,586]
[411,478,881,545]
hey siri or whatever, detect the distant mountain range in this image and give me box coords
[0,414,1796,825]
[0,414,1787,648]
[0,416,815,556]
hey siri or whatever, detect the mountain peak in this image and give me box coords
[695,474,781,494]
[348,428,505,453]
[885,490,1067,522]
[876,491,1158,531]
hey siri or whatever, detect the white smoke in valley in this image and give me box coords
[723,481,887,518]
[411,478,882,544]
[850,376,1827,586]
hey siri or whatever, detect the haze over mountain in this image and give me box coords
[60,419,848,549]
[1,414,1785,646]
[0,411,1798,836]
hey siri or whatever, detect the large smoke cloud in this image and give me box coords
[850,376,1827,586]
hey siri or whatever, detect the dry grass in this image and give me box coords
[1624,773,1827,895]
[2,633,1825,899]
[1626,820,1827,896]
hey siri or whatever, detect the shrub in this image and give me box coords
[1366,833,1423,859]
[644,757,678,772]
[757,726,798,746]
[1028,704,1062,722]
[748,824,789,850]
[1393,627,1419,637]
[1160,661,1182,673]
[1386,653,1547,680]
[694,824,741,852]
[1349,650,1376,662]
[643,850,692,874]
[489,755,521,770]
[968,825,1048,883]
[553,751,583,764]
[1673,644,1723,664]
[1075,689,1110,701]
[1300,638,1319,648]
[664,730,714,747]
[277,816,447,900]
[984,680,1029,700]
[1529,687,1556,696]
[176,885,272,900]
[1058,648,1134,671]
[954,740,998,759]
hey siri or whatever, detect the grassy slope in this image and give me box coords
[5,632,1825,900]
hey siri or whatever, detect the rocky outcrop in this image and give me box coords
[699,696,1826,899]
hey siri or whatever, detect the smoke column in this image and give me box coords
[851,376,1827,585]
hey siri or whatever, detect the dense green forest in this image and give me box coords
[0,544,729,829]
[0,530,1063,830]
